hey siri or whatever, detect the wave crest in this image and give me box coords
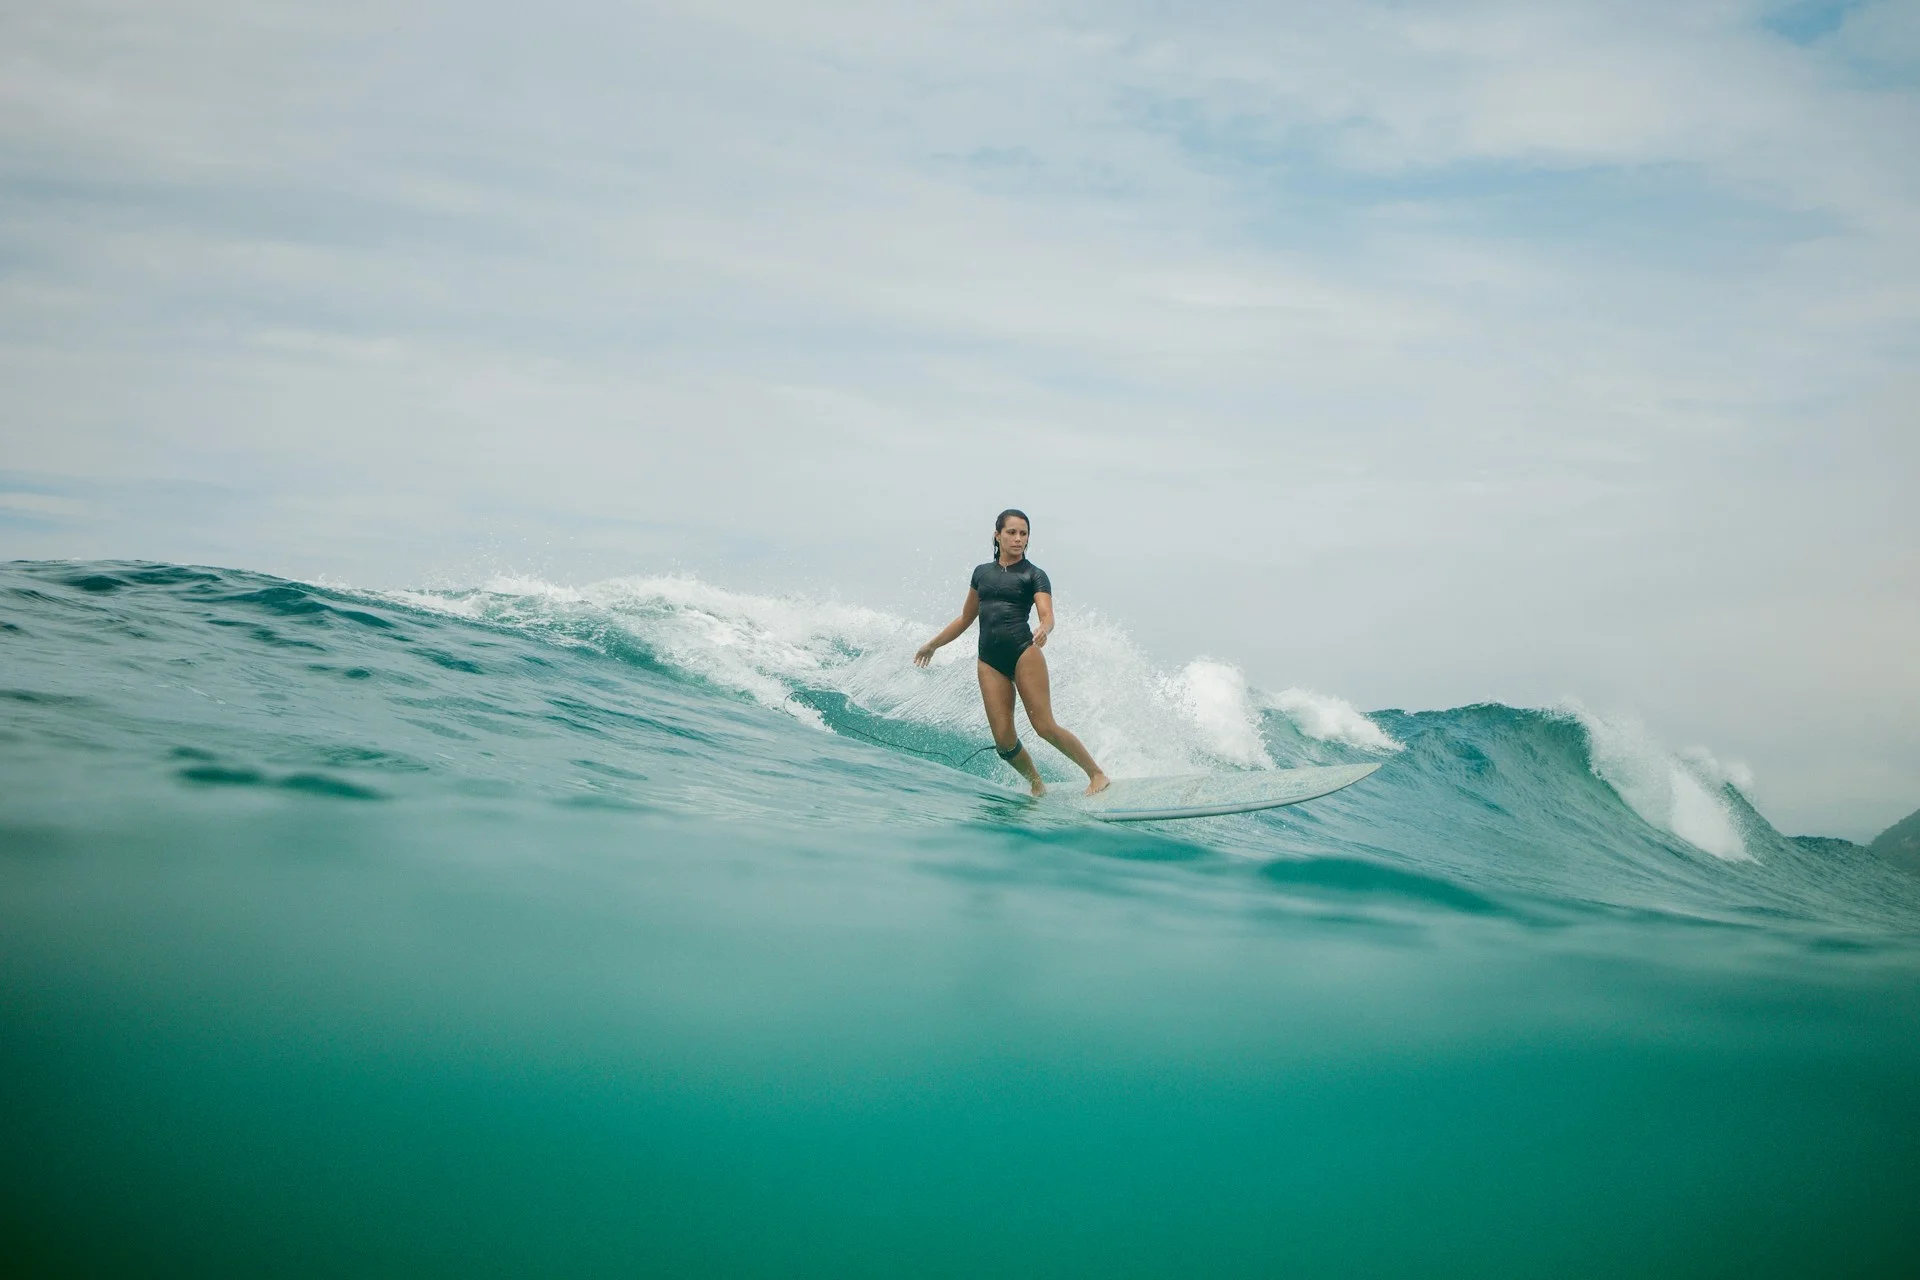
[388,571,1781,870]
[1267,688,1404,753]
[1569,703,1755,862]
[387,574,1404,779]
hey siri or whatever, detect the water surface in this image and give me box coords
[4,561,1917,1276]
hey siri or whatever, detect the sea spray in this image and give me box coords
[1265,686,1404,753]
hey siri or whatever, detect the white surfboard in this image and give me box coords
[1066,762,1382,822]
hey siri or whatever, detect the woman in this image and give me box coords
[915,509,1110,796]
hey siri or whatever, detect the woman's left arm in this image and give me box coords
[1033,592,1055,647]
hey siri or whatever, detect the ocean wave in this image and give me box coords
[386,573,1790,870]
[6,559,1916,934]
[388,572,1402,780]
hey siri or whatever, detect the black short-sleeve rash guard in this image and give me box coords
[971,558,1051,657]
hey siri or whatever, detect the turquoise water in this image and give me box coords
[4,559,1919,1277]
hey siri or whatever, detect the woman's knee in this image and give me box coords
[1030,715,1060,739]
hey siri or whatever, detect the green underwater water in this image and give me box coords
[3,561,1919,1277]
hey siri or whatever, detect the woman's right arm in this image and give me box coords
[914,590,979,667]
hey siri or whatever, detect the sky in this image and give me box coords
[1,0,1916,837]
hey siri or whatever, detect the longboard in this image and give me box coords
[1065,762,1382,822]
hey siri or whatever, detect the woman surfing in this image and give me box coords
[915,509,1110,797]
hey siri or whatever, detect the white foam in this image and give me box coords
[377,573,1389,780]
[1679,745,1757,794]
[1160,661,1274,768]
[1266,687,1404,753]
[1568,703,1754,862]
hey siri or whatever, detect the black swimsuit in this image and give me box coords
[971,558,1051,679]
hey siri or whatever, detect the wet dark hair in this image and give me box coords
[993,508,1030,558]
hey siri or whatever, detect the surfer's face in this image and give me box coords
[997,518,1029,559]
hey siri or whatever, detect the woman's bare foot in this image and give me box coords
[1084,772,1110,796]
[1029,777,1047,797]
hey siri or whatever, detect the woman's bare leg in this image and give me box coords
[1013,647,1110,795]
[978,660,1045,796]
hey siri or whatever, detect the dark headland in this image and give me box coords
[1870,806,1920,874]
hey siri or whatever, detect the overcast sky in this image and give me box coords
[2,0,1915,836]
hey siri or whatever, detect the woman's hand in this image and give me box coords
[918,591,979,668]
[1032,626,1050,649]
